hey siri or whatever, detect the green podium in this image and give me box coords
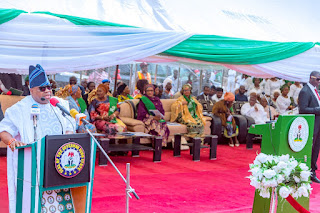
[249,115,314,213]
[16,133,97,213]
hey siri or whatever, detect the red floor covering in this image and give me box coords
[1,144,320,212]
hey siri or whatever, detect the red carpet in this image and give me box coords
[1,144,320,212]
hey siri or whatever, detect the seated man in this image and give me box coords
[241,93,268,124]
[235,85,248,101]
[260,97,279,121]
[212,87,224,102]
[197,86,212,112]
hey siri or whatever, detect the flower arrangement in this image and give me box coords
[248,153,312,199]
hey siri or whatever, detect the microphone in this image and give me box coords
[262,92,273,122]
[70,109,90,125]
[41,97,46,101]
[50,98,72,117]
[31,104,40,141]
[31,104,40,126]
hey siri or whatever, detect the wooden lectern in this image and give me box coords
[16,133,96,213]
[249,115,314,213]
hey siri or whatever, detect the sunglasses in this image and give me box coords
[39,85,52,92]
[311,76,320,81]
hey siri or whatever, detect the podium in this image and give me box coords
[16,133,96,213]
[249,115,314,212]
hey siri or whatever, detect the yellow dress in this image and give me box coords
[170,96,206,137]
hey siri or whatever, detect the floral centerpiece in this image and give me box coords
[248,153,312,212]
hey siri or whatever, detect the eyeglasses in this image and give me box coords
[146,89,154,92]
[311,76,320,81]
[39,85,52,92]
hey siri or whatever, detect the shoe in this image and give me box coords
[228,142,234,147]
[311,175,320,183]
[235,142,240,147]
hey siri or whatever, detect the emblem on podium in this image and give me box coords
[288,117,309,152]
[55,142,86,178]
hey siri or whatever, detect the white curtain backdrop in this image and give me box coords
[0,13,191,74]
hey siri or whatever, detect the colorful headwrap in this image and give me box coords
[98,84,108,93]
[29,64,50,88]
[69,85,79,95]
[224,92,235,102]
[144,84,154,92]
[182,84,192,90]
[117,83,127,94]
[102,79,110,83]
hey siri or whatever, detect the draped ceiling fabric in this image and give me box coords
[1,0,320,81]
[0,12,191,74]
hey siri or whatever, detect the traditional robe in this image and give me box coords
[241,103,268,124]
[276,95,292,114]
[0,96,74,213]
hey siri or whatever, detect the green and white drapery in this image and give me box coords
[0,8,320,82]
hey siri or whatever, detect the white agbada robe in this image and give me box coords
[265,79,284,96]
[0,96,74,213]
[211,94,224,102]
[276,95,292,114]
[243,77,253,91]
[288,84,302,105]
[241,103,268,124]
[248,86,263,99]
[226,69,237,93]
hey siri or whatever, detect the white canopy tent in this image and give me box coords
[0,0,320,81]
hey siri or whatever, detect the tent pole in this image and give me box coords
[129,64,133,93]
[154,64,158,84]
[114,65,119,96]
[178,66,181,91]
[199,69,203,96]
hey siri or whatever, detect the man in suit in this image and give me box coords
[197,86,212,112]
[299,71,320,183]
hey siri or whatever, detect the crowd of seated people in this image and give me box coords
[50,69,305,149]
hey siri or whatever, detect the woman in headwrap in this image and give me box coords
[212,92,239,147]
[133,79,149,99]
[170,84,206,137]
[56,84,94,133]
[161,78,174,99]
[88,84,126,135]
[137,84,170,145]
[117,83,133,102]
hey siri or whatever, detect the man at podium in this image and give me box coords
[0,64,74,212]
[299,71,320,183]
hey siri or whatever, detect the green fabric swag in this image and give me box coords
[163,35,315,65]
[0,8,27,25]
[183,95,198,118]
[108,96,118,123]
[128,95,134,99]
[140,96,165,123]
[0,9,317,65]
[77,97,87,113]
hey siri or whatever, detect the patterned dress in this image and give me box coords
[171,96,205,137]
[137,96,170,145]
[88,97,126,135]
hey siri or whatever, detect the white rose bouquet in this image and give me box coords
[248,153,312,199]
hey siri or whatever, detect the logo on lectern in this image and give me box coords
[288,117,309,152]
[55,142,85,178]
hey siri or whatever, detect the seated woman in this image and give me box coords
[171,84,206,137]
[133,79,149,99]
[117,83,133,102]
[56,84,94,133]
[137,84,170,145]
[88,84,126,135]
[270,89,280,109]
[276,85,295,114]
[212,92,239,147]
